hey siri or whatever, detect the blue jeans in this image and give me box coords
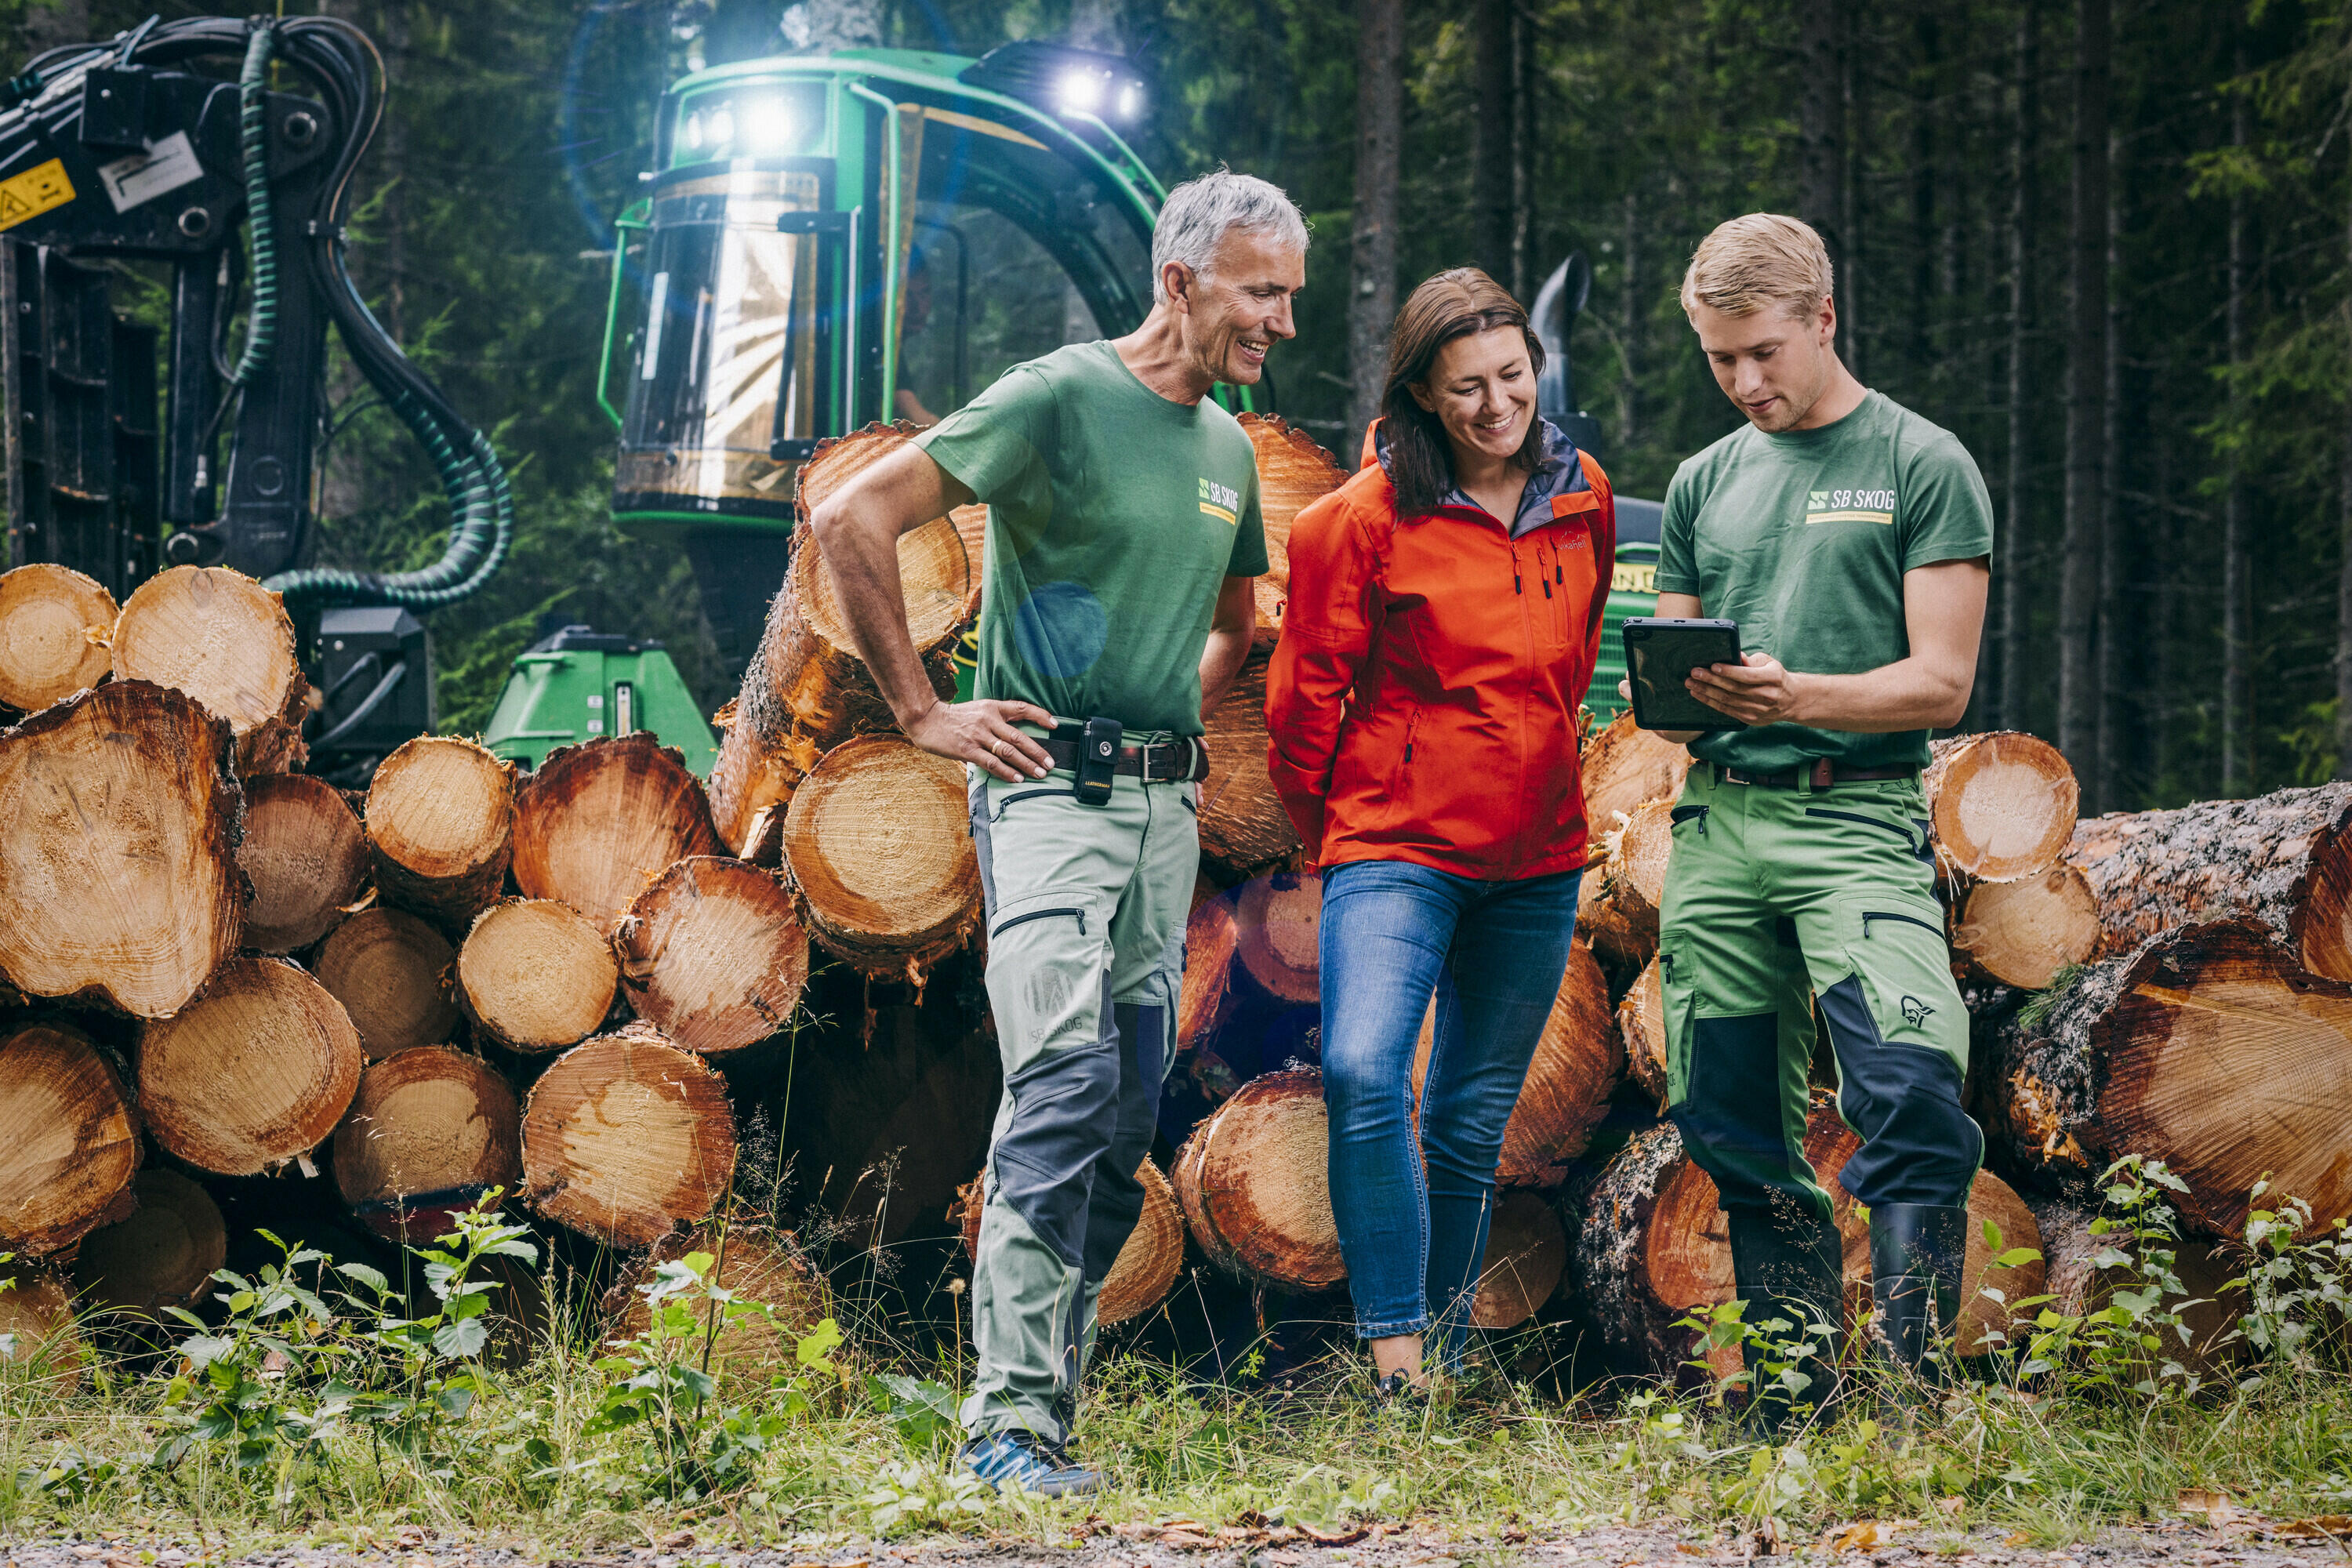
[1318,859,1583,1360]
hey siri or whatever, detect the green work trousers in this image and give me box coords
[1659,766,1984,1226]
[960,753,1194,1443]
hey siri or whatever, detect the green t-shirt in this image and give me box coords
[1657,390,1994,773]
[915,340,1269,738]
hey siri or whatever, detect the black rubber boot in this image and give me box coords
[1867,1201,1969,1425]
[1726,1203,1846,1436]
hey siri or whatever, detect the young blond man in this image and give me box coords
[1645,214,1992,1429]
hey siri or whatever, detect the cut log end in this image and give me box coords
[0,1272,83,1388]
[108,565,307,775]
[0,681,241,1016]
[782,733,978,979]
[316,907,462,1061]
[1173,1067,1342,1292]
[521,1027,737,1249]
[139,956,363,1176]
[1620,956,1668,1109]
[1234,870,1321,1005]
[458,898,619,1053]
[239,773,370,953]
[1472,1190,1567,1329]
[1580,713,1695,833]
[514,732,723,931]
[1926,731,2081,883]
[72,1168,227,1316]
[1197,647,1299,872]
[0,562,116,712]
[334,1045,523,1243]
[1178,893,1240,1056]
[365,735,515,935]
[615,856,809,1054]
[0,1022,139,1256]
[1954,864,2101,989]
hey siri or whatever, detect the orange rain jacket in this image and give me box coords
[1265,419,1615,879]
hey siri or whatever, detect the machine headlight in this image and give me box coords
[1116,83,1142,119]
[707,107,736,146]
[683,111,705,149]
[742,97,793,151]
[1057,67,1105,114]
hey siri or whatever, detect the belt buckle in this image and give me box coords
[1137,737,1161,780]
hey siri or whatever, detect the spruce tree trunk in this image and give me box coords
[1473,0,1514,284]
[1999,0,2038,735]
[1347,0,1403,438]
[1799,0,1848,275]
[2058,0,2110,780]
[2227,73,2253,794]
[2094,124,2126,811]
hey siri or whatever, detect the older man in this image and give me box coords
[808,170,1308,1494]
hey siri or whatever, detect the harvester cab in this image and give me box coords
[589,40,1218,694]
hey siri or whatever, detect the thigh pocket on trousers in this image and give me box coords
[1828,894,1967,1080]
[986,891,1110,1062]
[1658,931,1699,1108]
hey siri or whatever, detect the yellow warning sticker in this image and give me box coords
[0,158,75,231]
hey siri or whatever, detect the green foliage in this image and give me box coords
[2013,1156,2207,1399]
[2229,1179,2352,1378]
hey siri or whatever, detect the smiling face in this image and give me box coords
[1165,226,1305,387]
[1408,325,1537,470]
[1690,296,1846,432]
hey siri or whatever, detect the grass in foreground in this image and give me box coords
[3,1160,2351,1552]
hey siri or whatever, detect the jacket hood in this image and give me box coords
[1364,415,1592,539]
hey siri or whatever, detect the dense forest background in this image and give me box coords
[3,0,2344,813]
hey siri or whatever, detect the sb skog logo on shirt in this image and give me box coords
[1806,486,1895,526]
[1198,476,1240,524]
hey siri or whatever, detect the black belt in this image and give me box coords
[1039,731,1210,782]
[1717,760,1918,789]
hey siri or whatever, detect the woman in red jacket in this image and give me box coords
[1267,268,1613,1395]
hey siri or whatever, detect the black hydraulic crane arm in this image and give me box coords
[0,13,508,606]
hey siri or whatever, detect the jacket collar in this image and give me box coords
[1366,416,1590,538]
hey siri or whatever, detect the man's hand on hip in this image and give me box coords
[907,699,1058,782]
[1687,652,1804,727]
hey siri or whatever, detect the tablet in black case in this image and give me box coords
[1621,618,1747,731]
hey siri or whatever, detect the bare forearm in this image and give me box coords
[815,522,942,727]
[1199,625,1251,718]
[1772,659,1972,731]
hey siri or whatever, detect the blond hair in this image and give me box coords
[1680,213,1834,320]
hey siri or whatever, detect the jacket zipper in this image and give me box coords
[1670,803,1709,837]
[991,906,1087,939]
[1862,909,1944,940]
[1401,707,1421,767]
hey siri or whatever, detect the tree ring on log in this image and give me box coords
[333,1044,523,1242]
[1472,1189,1568,1329]
[614,856,809,1054]
[138,955,363,1175]
[72,1167,226,1316]
[457,898,619,1052]
[1925,731,2081,884]
[513,732,723,932]
[782,733,978,980]
[1954,864,2101,989]
[365,735,515,935]
[238,774,368,953]
[108,565,307,775]
[1172,1066,1343,1291]
[0,562,116,712]
[0,1022,140,1256]
[521,1025,736,1249]
[315,907,462,1061]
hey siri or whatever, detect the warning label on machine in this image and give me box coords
[0,158,75,230]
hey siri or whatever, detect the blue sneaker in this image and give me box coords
[957,1429,1104,1496]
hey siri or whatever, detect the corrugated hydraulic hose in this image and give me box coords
[228,21,277,385]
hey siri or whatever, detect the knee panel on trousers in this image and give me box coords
[993,969,1123,1269]
[1818,975,1984,1208]
[1668,1011,1828,1223]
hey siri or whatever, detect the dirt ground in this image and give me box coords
[4,1521,2347,1568]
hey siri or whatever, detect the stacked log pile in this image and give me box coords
[4,408,2339,1392]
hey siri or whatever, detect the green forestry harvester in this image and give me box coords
[0,18,1657,786]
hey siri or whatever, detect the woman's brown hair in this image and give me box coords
[1379,267,1547,517]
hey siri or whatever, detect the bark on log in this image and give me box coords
[2067,784,2352,982]
[1581,712,1694,837]
[333,1044,523,1242]
[364,735,516,938]
[1984,918,2352,1238]
[521,1024,736,1249]
[1199,645,1298,871]
[72,1168,226,1317]
[615,857,808,1056]
[238,774,368,954]
[608,1221,832,1380]
[2023,1196,2247,1380]
[1621,956,1668,1110]
[513,732,723,931]
[0,1022,139,1256]
[1173,1067,1344,1292]
[1952,863,2102,990]
[0,1271,82,1388]
[1925,731,2082,883]
[1238,413,1346,640]
[958,1157,1186,1327]
[707,679,814,857]
[314,908,461,1062]
[781,732,978,982]
[0,562,115,712]
[1178,892,1241,1055]
[108,565,307,775]
[1235,869,1321,1005]
[138,956,364,1176]
[1578,870,1654,986]
[1414,939,1621,1185]
[784,516,969,750]
[456,899,617,1053]
[1472,1189,1568,1330]
[0,681,242,1016]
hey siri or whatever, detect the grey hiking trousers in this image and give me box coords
[961,750,1195,1443]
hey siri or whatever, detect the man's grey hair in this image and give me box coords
[1151,169,1309,305]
